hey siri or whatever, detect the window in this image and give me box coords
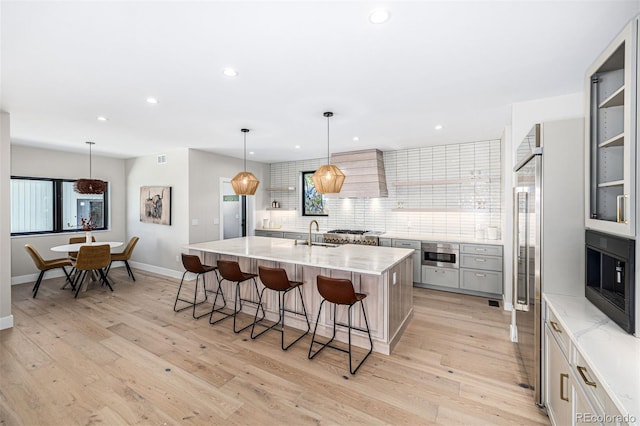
[11,176,108,235]
[301,171,328,216]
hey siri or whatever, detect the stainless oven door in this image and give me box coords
[421,243,459,269]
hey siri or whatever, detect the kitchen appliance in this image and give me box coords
[421,243,459,269]
[512,120,585,407]
[585,230,635,334]
[323,230,380,246]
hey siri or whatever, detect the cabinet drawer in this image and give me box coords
[392,239,421,250]
[255,230,284,238]
[460,269,502,294]
[379,238,392,247]
[422,266,459,289]
[547,309,570,358]
[460,254,502,271]
[461,244,503,256]
[572,348,609,415]
[283,232,308,240]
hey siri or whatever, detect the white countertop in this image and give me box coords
[544,293,639,424]
[255,228,503,245]
[185,236,414,275]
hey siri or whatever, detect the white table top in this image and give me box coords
[185,236,414,275]
[50,241,123,252]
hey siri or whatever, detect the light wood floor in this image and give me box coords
[1,268,550,425]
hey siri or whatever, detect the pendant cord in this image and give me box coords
[327,115,330,165]
[89,143,92,178]
[244,132,247,172]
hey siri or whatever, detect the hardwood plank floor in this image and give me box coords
[0,268,550,425]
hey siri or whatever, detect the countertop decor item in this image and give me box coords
[312,112,345,194]
[231,128,260,195]
[74,141,106,194]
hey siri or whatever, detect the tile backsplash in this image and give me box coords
[261,139,502,239]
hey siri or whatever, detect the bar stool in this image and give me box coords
[308,275,373,375]
[212,260,265,333]
[251,265,310,350]
[174,254,223,319]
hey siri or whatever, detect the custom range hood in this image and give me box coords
[327,149,388,198]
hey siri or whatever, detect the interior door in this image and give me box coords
[221,180,242,239]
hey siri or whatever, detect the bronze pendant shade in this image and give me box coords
[74,141,106,194]
[231,129,260,196]
[312,112,344,194]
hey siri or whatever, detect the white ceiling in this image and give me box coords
[2,1,639,163]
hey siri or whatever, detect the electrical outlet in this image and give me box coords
[392,272,397,285]
[176,255,180,263]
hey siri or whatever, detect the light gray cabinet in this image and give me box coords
[255,229,284,238]
[392,239,421,284]
[584,17,638,237]
[283,231,308,241]
[422,266,459,289]
[459,243,503,296]
[378,237,391,247]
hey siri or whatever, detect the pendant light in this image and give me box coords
[74,141,106,194]
[231,128,260,195]
[312,112,345,194]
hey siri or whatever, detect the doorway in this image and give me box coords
[220,178,252,239]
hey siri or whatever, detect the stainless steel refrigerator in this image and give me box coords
[512,119,585,407]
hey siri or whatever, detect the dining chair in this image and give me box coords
[106,236,139,281]
[71,244,113,298]
[24,244,73,298]
[68,235,95,261]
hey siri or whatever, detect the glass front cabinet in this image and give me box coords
[585,17,638,237]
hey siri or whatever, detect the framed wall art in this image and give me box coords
[140,186,171,225]
[302,171,328,216]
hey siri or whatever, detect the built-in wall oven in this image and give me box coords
[585,230,635,334]
[421,243,459,269]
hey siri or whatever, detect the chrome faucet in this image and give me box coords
[308,220,319,246]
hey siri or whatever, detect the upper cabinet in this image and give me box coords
[585,17,638,237]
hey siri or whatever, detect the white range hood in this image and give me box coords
[328,149,388,198]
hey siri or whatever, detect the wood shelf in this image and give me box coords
[598,132,624,148]
[599,86,624,108]
[266,186,295,191]
[391,208,482,213]
[597,180,624,188]
[392,177,492,187]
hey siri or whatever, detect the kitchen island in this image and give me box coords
[184,236,414,355]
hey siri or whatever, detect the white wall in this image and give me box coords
[125,149,189,276]
[188,149,269,244]
[10,145,126,280]
[0,112,12,329]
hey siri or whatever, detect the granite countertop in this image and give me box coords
[185,236,414,275]
[544,293,639,424]
[255,227,503,245]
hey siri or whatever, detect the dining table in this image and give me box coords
[50,241,124,252]
[50,241,124,293]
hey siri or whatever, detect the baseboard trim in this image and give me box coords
[11,264,125,286]
[128,261,184,280]
[0,315,14,330]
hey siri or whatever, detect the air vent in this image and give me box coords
[157,154,167,165]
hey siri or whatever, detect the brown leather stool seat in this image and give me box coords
[251,266,310,350]
[211,260,265,333]
[308,275,373,375]
[174,254,223,319]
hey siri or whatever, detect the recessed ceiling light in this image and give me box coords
[146,97,158,104]
[97,116,108,122]
[435,124,443,130]
[223,68,238,77]
[369,8,390,24]
[353,136,359,141]
[295,145,301,149]
[249,151,255,155]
